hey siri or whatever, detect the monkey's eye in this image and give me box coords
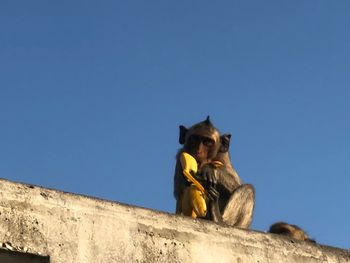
[188,135,201,144]
[203,138,214,147]
[188,135,214,147]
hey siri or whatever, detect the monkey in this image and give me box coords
[269,222,316,243]
[173,116,255,228]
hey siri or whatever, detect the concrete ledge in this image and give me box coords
[0,178,348,263]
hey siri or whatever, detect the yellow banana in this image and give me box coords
[179,152,207,218]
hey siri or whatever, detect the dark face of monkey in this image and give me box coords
[179,117,229,167]
[185,134,216,164]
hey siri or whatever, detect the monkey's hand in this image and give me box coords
[207,185,220,201]
[199,164,218,189]
[207,186,223,223]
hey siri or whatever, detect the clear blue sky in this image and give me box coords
[1,1,349,249]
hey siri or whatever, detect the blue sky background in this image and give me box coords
[1,1,349,249]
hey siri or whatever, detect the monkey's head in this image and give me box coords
[179,116,231,166]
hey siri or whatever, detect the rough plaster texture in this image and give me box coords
[0,178,348,263]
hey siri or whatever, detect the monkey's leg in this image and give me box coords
[175,198,182,214]
[222,184,255,228]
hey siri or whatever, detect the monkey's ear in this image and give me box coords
[219,134,231,152]
[179,125,188,145]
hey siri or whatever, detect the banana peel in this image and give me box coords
[180,152,207,218]
[181,185,207,218]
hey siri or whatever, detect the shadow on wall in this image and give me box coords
[0,248,49,263]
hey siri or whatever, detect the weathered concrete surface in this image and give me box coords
[0,179,348,263]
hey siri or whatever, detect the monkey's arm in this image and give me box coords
[206,186,223,223]
[200,164,241,195]
[215,166,242,195]
[199,164,244,218]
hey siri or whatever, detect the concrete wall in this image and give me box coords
[0,178,348,263]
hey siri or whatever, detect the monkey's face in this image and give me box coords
[179,117,225,166]
[184,134,217,165]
